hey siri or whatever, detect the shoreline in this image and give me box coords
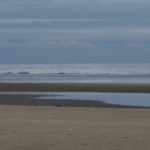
[0,82,150,108]
[0,94,149,109]
[0,82,150,93]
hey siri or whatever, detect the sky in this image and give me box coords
[0,0,150,64]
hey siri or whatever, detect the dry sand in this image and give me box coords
[0,105,150,150]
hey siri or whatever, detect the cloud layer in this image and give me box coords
[0,0,150,63]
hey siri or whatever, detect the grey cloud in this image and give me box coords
[0,0,150,63]
[0,0,150,19]
[0,26,150,50]
[2,0,150,5]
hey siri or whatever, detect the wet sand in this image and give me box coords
[0,105,150,150]
[0,82,150,93]
[0,94,148,108]
[0,94,109,107]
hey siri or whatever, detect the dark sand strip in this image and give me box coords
[0,94,106,107]
[0,82,150,93]
[0,94,148,108]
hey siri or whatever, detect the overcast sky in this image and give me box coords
[0,0,150,64]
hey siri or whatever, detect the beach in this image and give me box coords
[0,82,150,149]
[1,0,150,148]
[0,105,150,150]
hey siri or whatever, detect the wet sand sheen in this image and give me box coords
[0,94,145,108]
[0,93,150,108]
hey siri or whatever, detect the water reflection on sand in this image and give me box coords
[0,92,150,107]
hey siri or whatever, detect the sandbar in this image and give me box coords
[0,82,150,93]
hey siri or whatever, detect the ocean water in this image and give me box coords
[0,63,150,83]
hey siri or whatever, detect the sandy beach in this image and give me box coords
[0,105,149,150]
[0,82,150,149]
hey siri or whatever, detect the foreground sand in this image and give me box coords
[0,105,150,150]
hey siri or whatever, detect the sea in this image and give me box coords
[1,63,150,107]
[0,63,150,83]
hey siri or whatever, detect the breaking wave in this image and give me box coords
[0,63,150,83]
